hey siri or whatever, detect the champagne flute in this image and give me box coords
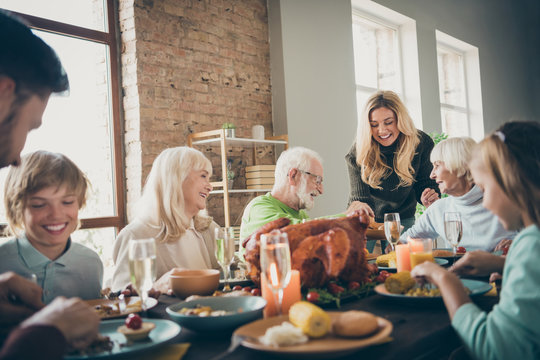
[384,212,401,252]
[260,230,291,316]
[128,238,157,311]
[215,227,236,291]
[444,212,463,257]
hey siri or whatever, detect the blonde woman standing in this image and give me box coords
[111,146,220,293]
[346,91,439,251]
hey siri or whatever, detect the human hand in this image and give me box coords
[122,283,161,299]
[346,201,374,218]
[494,239,512,255]
[0,272,44,326]
[21,296,99,350]
[410,261,448,287]
[421,188,439,208]
[450,251,505,277]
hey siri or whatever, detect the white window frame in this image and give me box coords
[436,30,484,140]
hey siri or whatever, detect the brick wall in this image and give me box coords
[119,0,273,225]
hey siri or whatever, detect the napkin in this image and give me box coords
[131,343,190,360]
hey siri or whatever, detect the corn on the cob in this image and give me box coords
[376,252,397,267]
[288,301,331,338]
[384,271,416,294]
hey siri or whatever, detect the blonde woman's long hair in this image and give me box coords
[355,90,420,189]
[136,146,213,243]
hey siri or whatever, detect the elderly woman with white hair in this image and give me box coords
[111,146,220,292]
[400,137,516,251]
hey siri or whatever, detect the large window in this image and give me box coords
[0,0,124,281]
[436,31,484,140]
[352,13,403,114]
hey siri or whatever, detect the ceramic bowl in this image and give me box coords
[169,269,220,299]
[166,296,267,332]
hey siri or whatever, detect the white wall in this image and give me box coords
[268,0,358,217]
[268,0,539,217]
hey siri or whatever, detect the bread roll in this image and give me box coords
[333,310,379,337]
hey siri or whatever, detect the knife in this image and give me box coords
[209,334,255,360]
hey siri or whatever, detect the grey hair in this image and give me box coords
[430,137,476,183]
[273,147,323,189]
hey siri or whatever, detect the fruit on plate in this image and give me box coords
[333,310,379,337]
[288,301,331,338]
[457,247,466,254]
[117,314,155,341]
[384,271,416,294]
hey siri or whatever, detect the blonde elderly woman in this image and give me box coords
[400,137,516,251]
[111,147,220,293]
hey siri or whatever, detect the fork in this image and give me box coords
[209,334,255,360]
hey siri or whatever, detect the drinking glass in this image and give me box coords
[215,227,236,291]
[444,212,463,256]
[128,238,157,310]
[384,212,401,252]
[408,237,434,269]
[260,230,291,316]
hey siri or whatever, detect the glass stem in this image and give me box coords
[276,288,284,316]
[223,266,231,291]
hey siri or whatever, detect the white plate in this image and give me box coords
[86,297,158,319]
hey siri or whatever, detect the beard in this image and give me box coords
[296,177,315,211]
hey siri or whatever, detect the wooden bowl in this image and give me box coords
[169,269,220,299]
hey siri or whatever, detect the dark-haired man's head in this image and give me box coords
[0,10,69,168]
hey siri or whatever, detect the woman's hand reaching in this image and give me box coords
[420,188,439,208]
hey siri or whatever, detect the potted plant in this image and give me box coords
[222,122,236,138]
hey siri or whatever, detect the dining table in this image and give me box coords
[147,281,498,360]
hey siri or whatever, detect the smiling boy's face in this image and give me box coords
[23,184,80,260]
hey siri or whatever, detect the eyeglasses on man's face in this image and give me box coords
[298,169,323,185]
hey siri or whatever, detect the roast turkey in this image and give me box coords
[242,213,370,288]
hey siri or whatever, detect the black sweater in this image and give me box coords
[345,130,440,223]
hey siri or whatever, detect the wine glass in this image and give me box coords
[444,212,463,257]
[260,230,291,316]
[215,227,236,291]
[384,212,401,252]
[128,238,157,310]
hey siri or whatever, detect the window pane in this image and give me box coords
[0,30,115,221]
[356,89,372,117]
[437,47,466,107]
[71,227,117,286]
[441,109,469,137]
[0,0,107,31]
[352,16,400,92]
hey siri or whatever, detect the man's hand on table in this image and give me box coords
[21,296,100,350]
[0,271,44,326]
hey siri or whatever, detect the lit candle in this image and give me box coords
[396,244,411,272]
[261,270,301,317]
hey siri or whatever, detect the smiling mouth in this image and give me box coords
[379,133,392,140]
[199,192,208,199]
[44,223,67,232]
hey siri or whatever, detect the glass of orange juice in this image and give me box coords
[408,237,434,269]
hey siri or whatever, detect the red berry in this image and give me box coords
[457,247,466,254]
[328,283,345,295]
[250,288,261,296]
[306,291,320,303]
[242,286,252,292]
[125,313,142,330]
[348,281,361,291]
[232,285,243,291]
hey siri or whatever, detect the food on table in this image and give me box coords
[250,288,261,296]
[117,314,155,341]
[66,334,114,356]
[258,321,309,347]
[185,289,255,301]
[367,216,383,230]
[384,271,416,294]
[333,310,379,337]
[376,252,397,267]
[375,270,391,283]
[433,249,464,257]
[306,291,320,303]
[327,282,345,295]
[176,304,239,317]
[457,246,466,254]
[288,301,331,338]
[94,303,121,317]
[243,215,371,288]
[406,287,441,297]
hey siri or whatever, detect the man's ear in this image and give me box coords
[0,77,16,97]
[288,168,299,185]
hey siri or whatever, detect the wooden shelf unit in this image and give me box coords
[187,129,288,227]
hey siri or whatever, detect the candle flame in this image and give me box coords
[270,263,279,287]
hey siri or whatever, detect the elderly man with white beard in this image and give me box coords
[239,147,363,245]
